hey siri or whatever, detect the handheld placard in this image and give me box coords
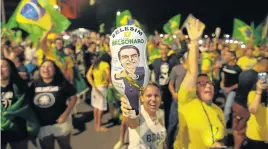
[110,25,149,119]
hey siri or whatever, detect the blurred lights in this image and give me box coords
[160,34,164,38]
[241,44,246,48]
[224,34,230,38]
[53,5,59,9]
[185,35,189,39]
[229,40,233,43]
[211,33,215,37]
[204,35,208,38]
[234,40,238,44]
[117,11,121,16]
[225,40,229,43]
[198,40,203,44]
[63,35,70,40]
[78,28,86,32]
[173,35,176,39]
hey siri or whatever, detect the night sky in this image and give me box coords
[71,0,267,35]
[4,0,268,35]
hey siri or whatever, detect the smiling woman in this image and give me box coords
[121,82,167,149]
[30,60,77,149]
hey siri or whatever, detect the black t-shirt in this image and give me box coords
[30,79,76,126]
[1,84,28,142]
[235,69,258,108]
[150,54,179,86]
[221,64,242,88]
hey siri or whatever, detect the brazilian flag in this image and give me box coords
[163,14,181,34]
[232,18,254,44]
[7,0,71,42]
[254,15,268,45]
[116,10,141,28]
[134,19,141,28]
[116,10,133,27]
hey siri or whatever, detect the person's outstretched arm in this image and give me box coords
[178,19,204,104]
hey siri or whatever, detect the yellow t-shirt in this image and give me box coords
[201,58,213,81]
[92,61,110,86]
[237,56,257,71]
[246,91,268,142]
[174,86,226,149]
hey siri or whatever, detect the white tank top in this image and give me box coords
[128,105,167,149]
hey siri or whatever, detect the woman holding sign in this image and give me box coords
[173,19,226,149]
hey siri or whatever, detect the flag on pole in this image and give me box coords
[163,14,181,34]
[233,18,254,44]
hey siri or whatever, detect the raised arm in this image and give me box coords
[248,79,268,114]
[39,30,51,53]
[180,19,204,90]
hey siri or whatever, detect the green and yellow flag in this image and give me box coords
[7,0,71,42]
[116,10,141,28]
[232,18,254,44]
[254,15,268,45]
[163,14,181,34]
[99,23,105,33]
[116,10,132,27]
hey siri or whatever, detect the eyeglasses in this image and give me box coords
[197,81,215,87]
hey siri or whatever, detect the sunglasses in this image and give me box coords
[197,81,215,87]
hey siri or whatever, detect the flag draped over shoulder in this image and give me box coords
[7,0,71,42]
[254,15,268,45]
[232,18,254,44]
[163,14,181,34]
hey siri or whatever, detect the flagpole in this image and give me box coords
[1,0,6,24]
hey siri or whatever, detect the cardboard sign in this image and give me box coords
[182,14,206,31]
[110,25,149,118]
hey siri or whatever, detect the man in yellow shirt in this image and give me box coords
[173,19,226,149]
[40,28,74,83]
[237,47,257,71]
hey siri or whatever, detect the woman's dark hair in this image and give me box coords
[54,38,64,44]
[198,73,209,78]
[39,60,68,83]
[1,58,28,93]
[92,54,102,69]
[118,45,140,59]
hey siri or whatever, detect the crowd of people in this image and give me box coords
[1,18,268,149]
